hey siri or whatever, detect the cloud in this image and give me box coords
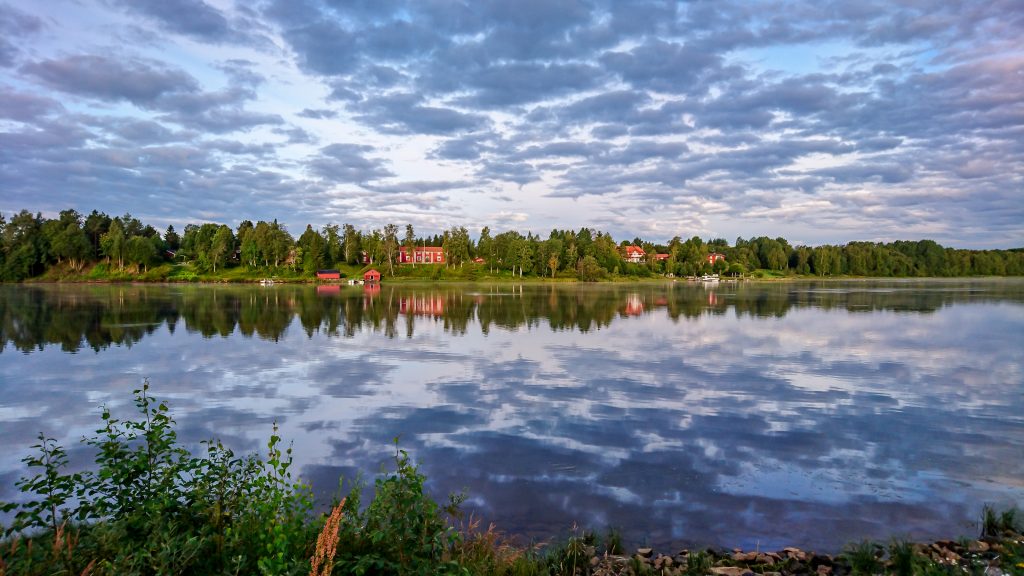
[453,61,607,108]
[0,85,63,121]
[309,143,394,183]
[1,0,1022,246]
[0,2,43,66]
[363,180,474,195]
[602,39,724,94]
[297,108,337,119]
[352,93,489,135]
[22,54,199,105]
[114,0,232,42]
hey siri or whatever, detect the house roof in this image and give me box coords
[624,245,646,256]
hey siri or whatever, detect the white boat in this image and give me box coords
[700,274,720,282]
[259,278,274,286]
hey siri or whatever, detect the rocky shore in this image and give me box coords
[575,529,1023,575]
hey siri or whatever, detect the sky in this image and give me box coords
[0,0,1022,248]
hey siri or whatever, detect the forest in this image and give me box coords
[1,208,1022,282]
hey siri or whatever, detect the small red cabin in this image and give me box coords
[363,269,381,283]
[316,269,341,279]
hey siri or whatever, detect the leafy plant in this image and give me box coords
[843,539,882,575]
[333,438,465,575]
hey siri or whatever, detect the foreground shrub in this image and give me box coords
[1,381,315,576]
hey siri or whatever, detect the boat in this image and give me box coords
[699,274,720,283]
[259,278,274,286]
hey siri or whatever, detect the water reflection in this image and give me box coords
[3,281,1022,352]
[0,280,1022,552]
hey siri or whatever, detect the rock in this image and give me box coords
[784,547,809,562]
[755,553,776,565]
[816,565,832,576]
[711,567,753,576]
[732,551,758,562]
[637,547,654,558]
[969,540,990,553]
[811,554,833,567]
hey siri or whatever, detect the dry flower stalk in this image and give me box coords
[310,498,345,576]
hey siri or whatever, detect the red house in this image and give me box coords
[316,269,341,280]
[706,252,726,265]
[623,245,646,263]
[400,246,445,264]
[654,253,670,261]
[363,269,381,283]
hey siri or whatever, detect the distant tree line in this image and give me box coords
[1,208,1022,282]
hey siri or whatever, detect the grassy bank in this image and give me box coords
[2,385,1021,576]
[25,259,999,282]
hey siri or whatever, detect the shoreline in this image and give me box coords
[16,273,1024,286]
[566,531,1023,576]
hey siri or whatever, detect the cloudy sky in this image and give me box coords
[1,1,1021,247]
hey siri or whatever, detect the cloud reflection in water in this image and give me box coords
[0,281,1021,551]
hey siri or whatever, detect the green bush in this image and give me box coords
[1,381,315,576]
[332,440,465,575]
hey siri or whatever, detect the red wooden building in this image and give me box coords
[623,245,646,263]
[400,246,445,264]
[363,269,381,283]
[706,252,726,265]
[316,269,341,280]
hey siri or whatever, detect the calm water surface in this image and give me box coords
[1,280,1022,551]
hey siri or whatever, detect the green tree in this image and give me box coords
[100,219,126,270]
[83,210,111,255]
[299,224,326,275]
[1,210,45,280]
[443,226,470,268]
[343,224,359,264]
[477,226,494,272]
[48,210,92,271]
[383,223,399,275]
[164,225,181,251]
[577,255,603,281]
[126,235,159,272]
[403,224,416,267]
[209,225,234,272]
[323,223,342,265]
[544,238,562,278]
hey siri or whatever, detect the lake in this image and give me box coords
[1,280,1022,551]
